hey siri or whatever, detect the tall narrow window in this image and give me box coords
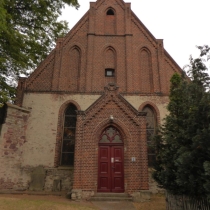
[143,106,156,167]
[61,104,77,166]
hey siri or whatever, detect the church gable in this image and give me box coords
[19,0,183,97]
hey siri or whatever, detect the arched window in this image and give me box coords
[107,9,115,16]
[61,104,77,166]
[143,106,156,167]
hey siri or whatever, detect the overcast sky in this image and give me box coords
[60,0,210,71]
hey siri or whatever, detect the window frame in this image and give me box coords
[99,126,123,144]
[105,68,115,77]
[143,106,157,167]
[60,104,77,166]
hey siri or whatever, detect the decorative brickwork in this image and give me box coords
[59,46,81,91]
[15,0,183,106]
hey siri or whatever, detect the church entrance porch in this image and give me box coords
[71,84,149,200]
[97,126,124,193]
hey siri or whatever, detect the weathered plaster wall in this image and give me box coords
[0,94,101,191]
[21,93,101,167]
[124,95,169,122]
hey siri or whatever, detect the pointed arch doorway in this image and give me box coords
[97,126,124,192]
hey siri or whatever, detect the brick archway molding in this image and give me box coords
[91,118,131,192]
[92,118,131,146]
[138,101,160,124]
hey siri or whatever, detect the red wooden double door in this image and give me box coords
[98,145,124,192]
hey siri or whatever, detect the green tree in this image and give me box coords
[0,0,79,106]
[153,46,210,197]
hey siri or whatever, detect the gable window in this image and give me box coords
[105,69,115,77]
[61,104,77,166]
[143,106,156,167]
[107,9,115,16]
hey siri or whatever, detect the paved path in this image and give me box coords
[91,201,136,210]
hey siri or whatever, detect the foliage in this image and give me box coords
[0,0,79,105]
[153,45,210,197]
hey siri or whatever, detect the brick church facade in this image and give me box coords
[0,0,182,199]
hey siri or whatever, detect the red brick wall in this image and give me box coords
[17,0,182,101]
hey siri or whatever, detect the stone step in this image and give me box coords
[90,193,133,201]
[94,193,129,197]
[90,196,133,201]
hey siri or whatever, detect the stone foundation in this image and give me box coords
[131,190,151,202]
[0,166,74,193]
[44,167,74,191]
[71,189,95,200]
